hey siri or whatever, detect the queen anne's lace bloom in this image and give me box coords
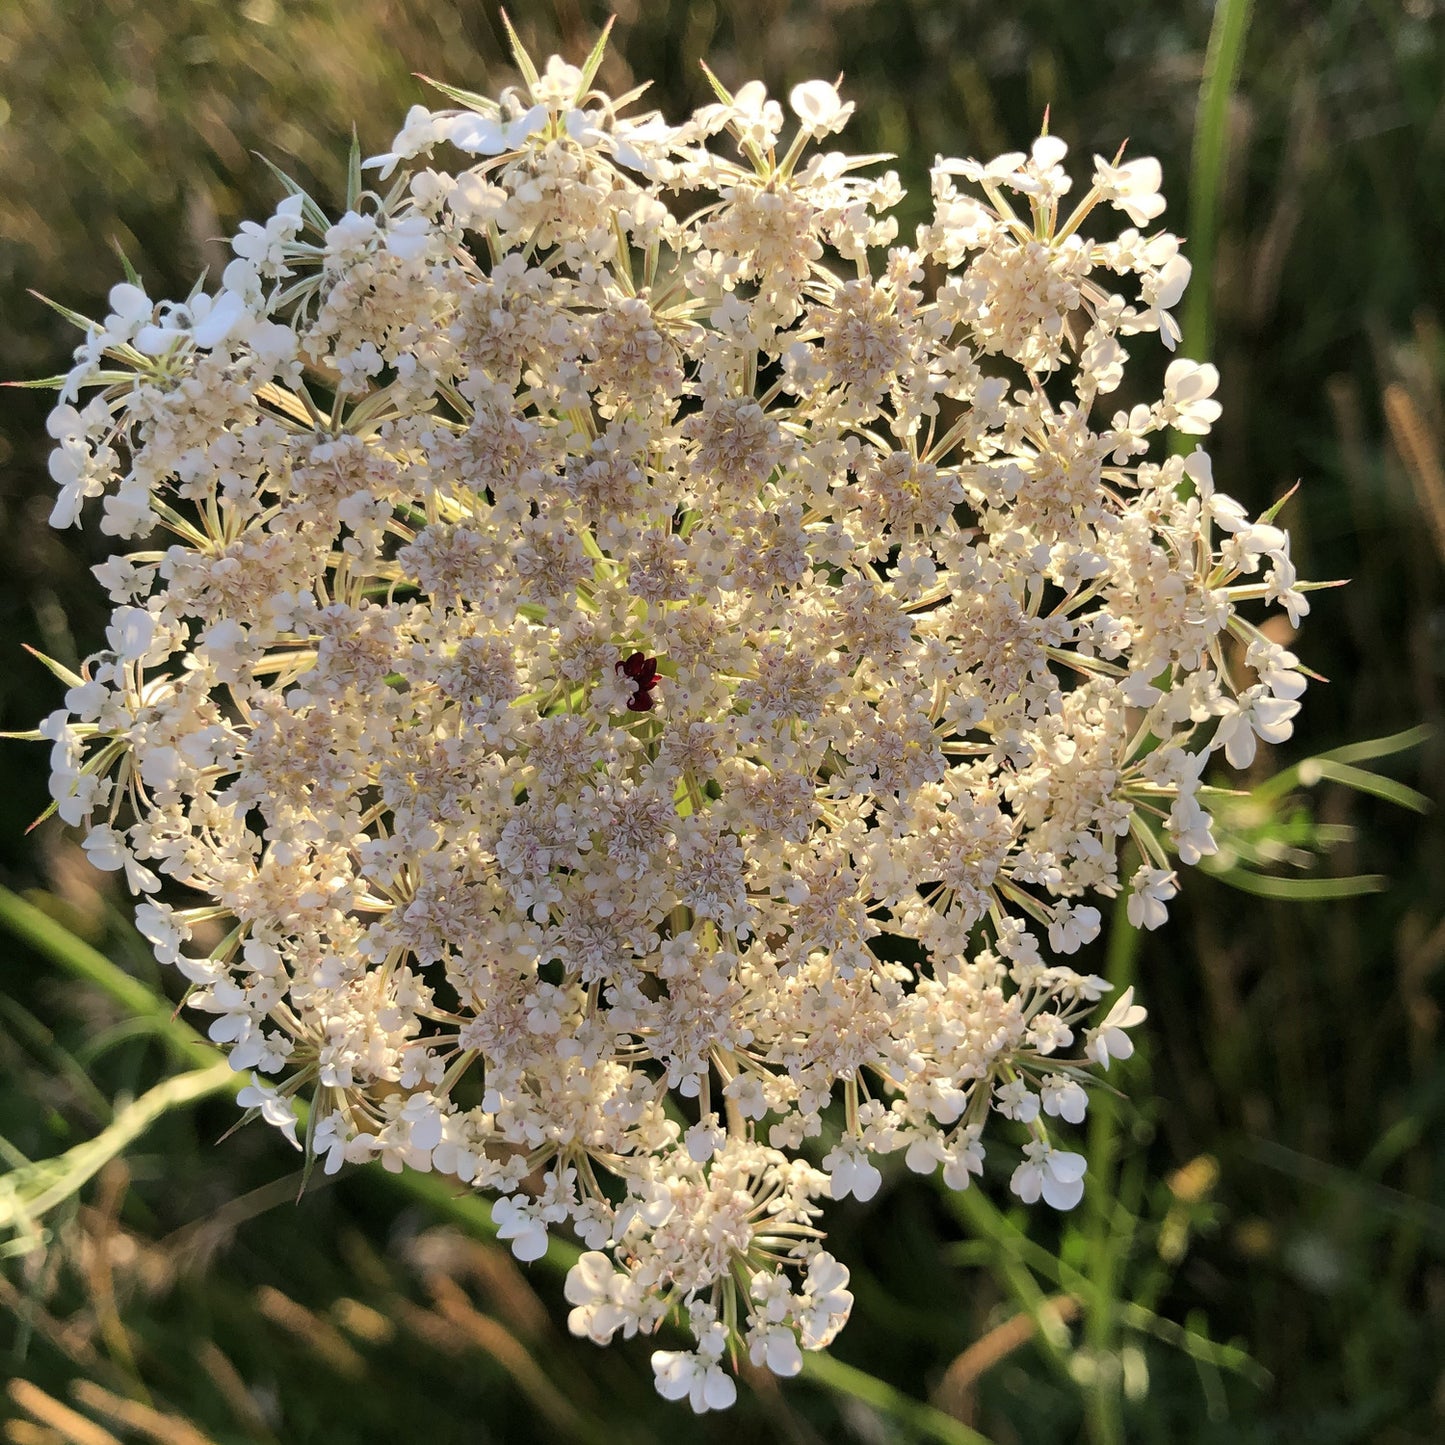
[34,34,1310,1407]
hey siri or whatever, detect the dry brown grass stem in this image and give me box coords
[69,1382,219,1445]
[426,1272,588,1438]
[5,1383,121,1445]
[1384,381,1445,562]
[935,1294,1083,1424]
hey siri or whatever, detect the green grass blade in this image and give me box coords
[0,1061,232,1235]
[1203,868,1388,900]
[1080,891,1145,1445]
[800,1352,998,1445]
[944,1189,1268,1386]
[1314,723,1433,769]
[346,125,363,211]
[0,886,216,1069]
[1293,759,1432,813]
[1249,725,1433,807]
[1182,0,1254,364]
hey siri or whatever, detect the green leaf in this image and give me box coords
[497,10,541,91]
[2,374,70,390]
[1181,0,1253,363]
[346,124,363,212]
[0,1061,233,1237]
[698,60,736,109]
[1256,480,1299,527]
[1203,867,1387,900]
[252,153,331,232]
[1249,724,1433,807]
[22,643,83,688]
[4,371,137,391]
[27,289,100,334]
[576,15,616,98]
[945,1184,1268,1385]
[1316,722,1433,769]
[1293,758,1432,814]
[110,240,143,288]
[800,1353,997,1445]
[417,75,499,113]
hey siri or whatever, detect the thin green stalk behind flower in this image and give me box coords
[0,1060,233,1241]
[1182,0,1255,364]
[1078,891,1146,1445]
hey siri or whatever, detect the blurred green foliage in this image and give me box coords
[0,0,1442,1441]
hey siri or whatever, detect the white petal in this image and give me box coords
[701,1365,736,1411]
[191,290,246,349]
[1032,135,1068,169]
[1041,1170,1086,1210]
[789,80,843,135]
[442,113,507,155]
[1047,1149,1087,1184]
[1252,696,1301,743]
[764,1329,803,1377]
[1010,1160,1043,1204]
[107,282,151,324]
[651,1351,694,1402]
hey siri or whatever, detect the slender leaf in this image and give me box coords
[0,1062,232,1236]
[1181,0,1254,363]
[1203,867,1387,900]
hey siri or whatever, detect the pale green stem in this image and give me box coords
[1081,890,1145,1445]
[1182,0,1255,366]
[800,1352,999,1445]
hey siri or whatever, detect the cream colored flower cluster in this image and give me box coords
[38,35,1309,1406]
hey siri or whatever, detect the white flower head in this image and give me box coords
[788,80,854,140]
[1162,358,1223,435]
[1041,1075,1089,1125]
[365,104,444,178]
[28,30,1314,1406]
[651,1350,737,1413]
[821,1143,883,1201]
[1214,686,1301,769]
[492,1195,549,1262]
[1126,865,1179,931]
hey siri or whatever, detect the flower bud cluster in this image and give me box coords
[36,40,1308,1405]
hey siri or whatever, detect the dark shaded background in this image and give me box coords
[0,2,1441,1441]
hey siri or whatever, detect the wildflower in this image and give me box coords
[788,80,854,139]
[236,1075,301,1149]
[1040,1074,1089,1124]
[1126,865,1179,930]
[1011,1142,1088,1210]
[821,1143,883,1201]
[616,651,660,711]
[30,28,1312,1407]
[797,1253,854,1349]
[1093,154,1166,227]
[652,1347,737,1414]
[1213,685,1302,769]
[1086,987,1149,1068]
[1161,358,1223,434]
[492,1196,550,1263]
